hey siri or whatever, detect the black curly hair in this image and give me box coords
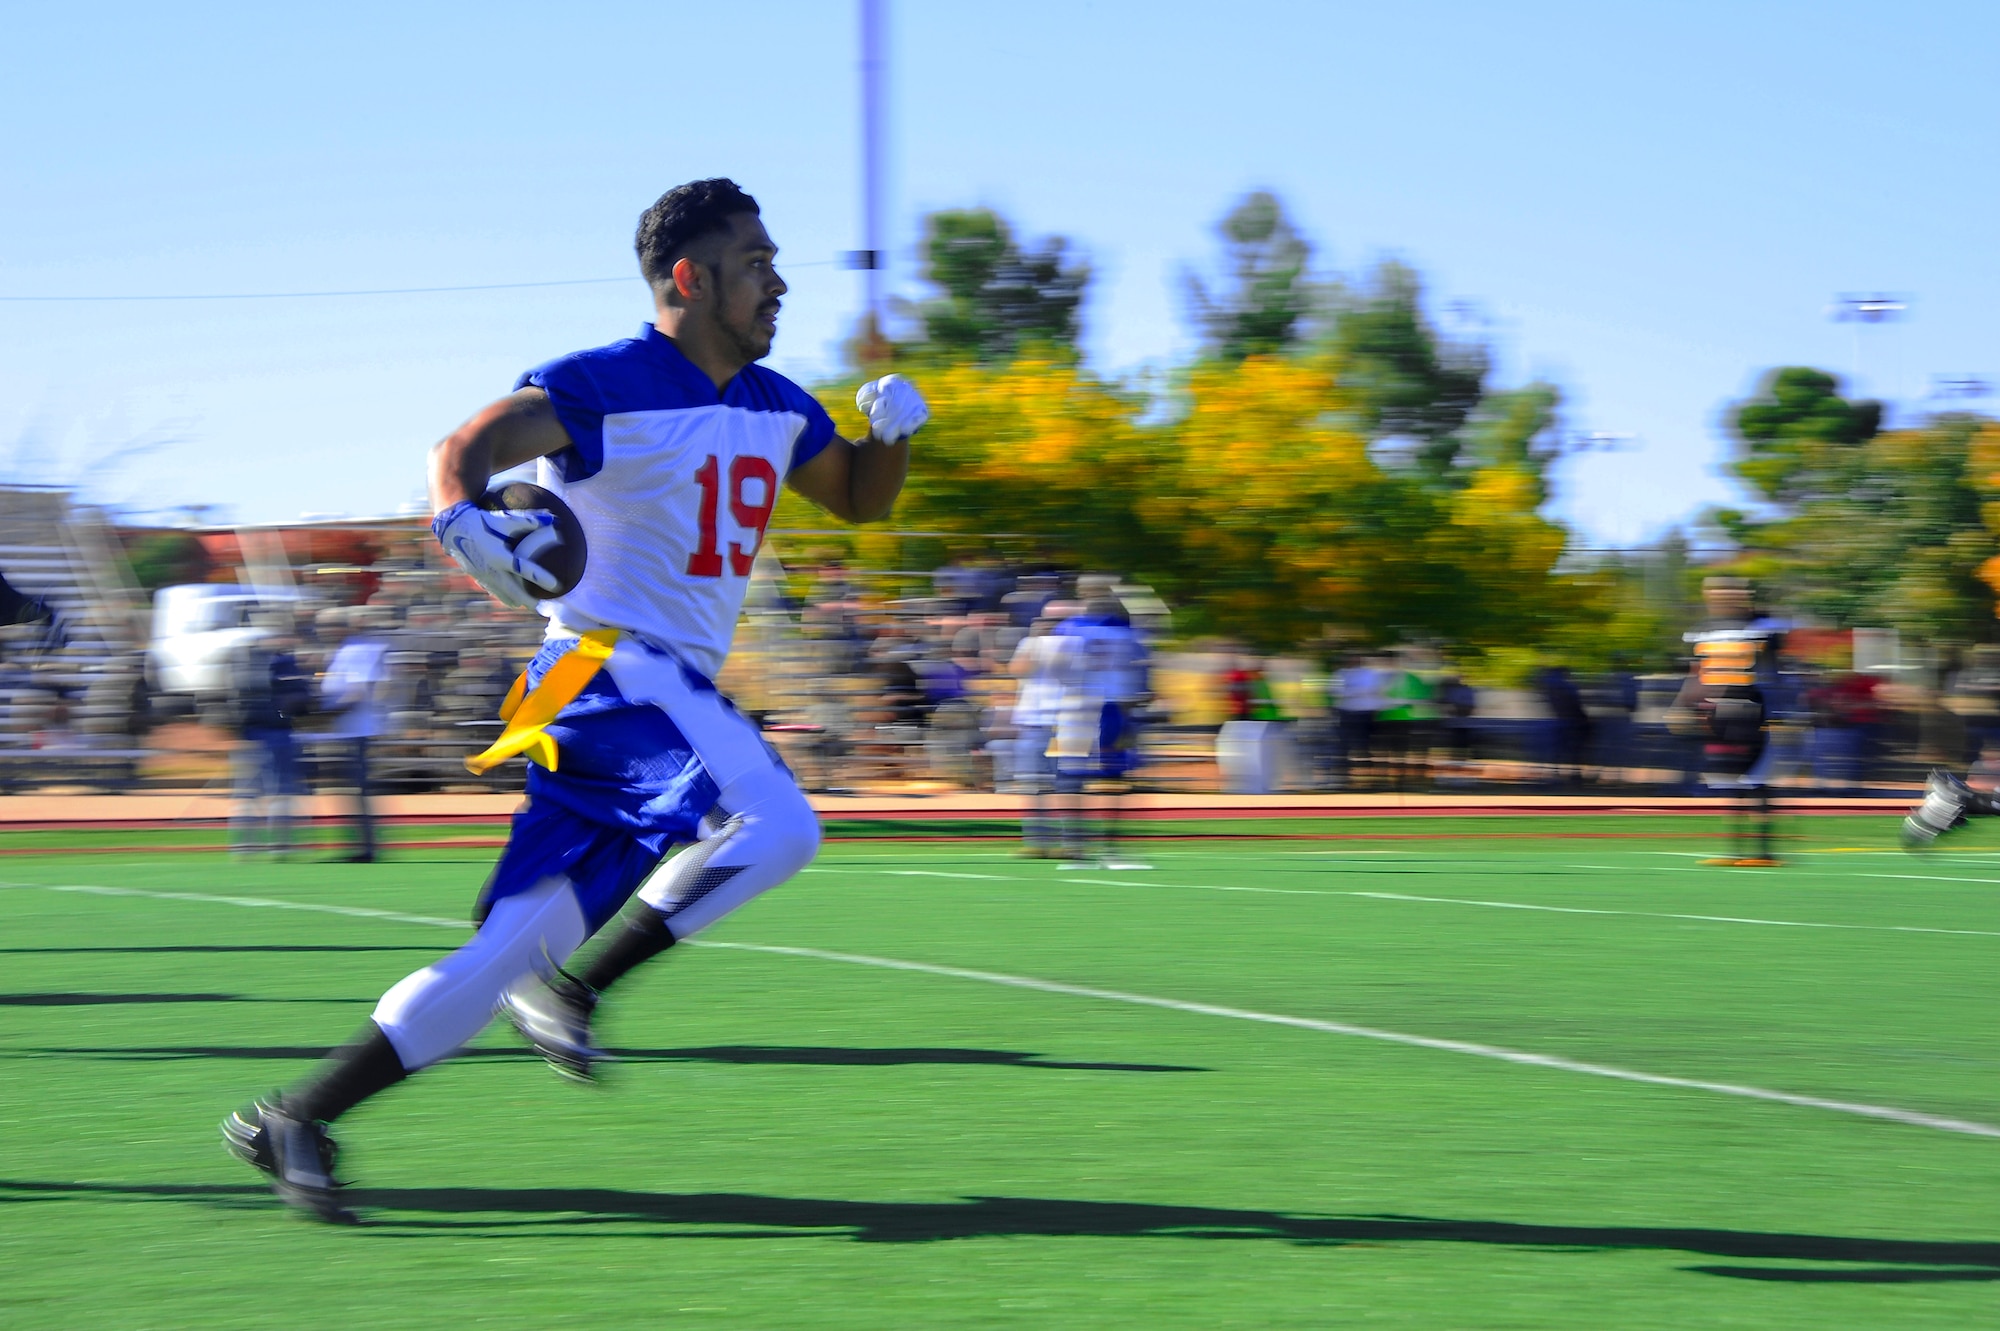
[635,178,761,295]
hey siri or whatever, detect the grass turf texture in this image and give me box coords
[2,816,1999,1327]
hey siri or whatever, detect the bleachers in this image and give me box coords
[0,488,151,789]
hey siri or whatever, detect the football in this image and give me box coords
[478,481,588,599]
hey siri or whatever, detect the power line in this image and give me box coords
[0,260,838,303]
[0,276,636,302]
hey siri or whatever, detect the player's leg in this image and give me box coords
[1050,761,1087,864]
[223,872,594,1221]
[1736,739,1781,866]
[228,736,262,855]
[1015,724,1054,857]
[1097,704,1149,871]
[501,648,824,1076]
[1903,768,2000,848]
[1700,766,1744,866]
[268,730,299,856]
[504,755,819,1074]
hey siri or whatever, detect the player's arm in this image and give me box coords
[427,387,573,513]
[786,433,909,523]
[786,374,928,523]
[426,387,575,609]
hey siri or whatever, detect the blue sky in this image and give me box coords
[1,1,1992,543]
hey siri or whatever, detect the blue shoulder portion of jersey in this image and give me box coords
[725,363,837,474]
[515,324,837,483]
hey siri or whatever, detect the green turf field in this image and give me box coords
[4,815,2000,1329]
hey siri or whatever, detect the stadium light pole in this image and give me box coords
[1831,293,1908,400]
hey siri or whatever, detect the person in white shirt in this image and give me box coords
[1335,654,1386,789]
[320,614,389,863]
[1008,611,1078,856]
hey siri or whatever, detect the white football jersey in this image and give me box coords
[518,325,835,679]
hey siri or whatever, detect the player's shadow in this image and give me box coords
[3,1043,1201,1073]
[3,1179,1995,1283]
[0,992,254,1007]
[598,1045,1203,1073]
[0,945,439,955]
[10,1044,353,1060]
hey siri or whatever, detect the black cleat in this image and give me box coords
[221,1098,355,1224]
[1904,769,1975,850]
[499,980,604,1083]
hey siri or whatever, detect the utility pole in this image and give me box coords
[854,0,888,364]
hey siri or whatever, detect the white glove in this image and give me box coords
[856,374,929,443]
[431,500,562,610]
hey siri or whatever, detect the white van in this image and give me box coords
[147,585,309,698]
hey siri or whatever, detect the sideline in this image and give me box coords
[5,876,1997,1141]
[812,865,2000,938]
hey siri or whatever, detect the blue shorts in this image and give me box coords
[475,639,724,934]
[1056,701,1139,782]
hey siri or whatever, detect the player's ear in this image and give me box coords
[671,256,707,304]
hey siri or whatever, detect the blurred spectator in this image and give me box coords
[227,617,308,856]
[1536,664,1591,786]
[1437,672,1478,770]
[1969,741,2000,794]
[1009,613,1073,855]
[1807,670,1884,792]
[1585,662,1639,782]
[1001,573,1060,629]
[322,611,390,862]
[1947,645,2000,764]
[1052,596,1150,867]
[1335,654,1386,789]
[1378,652,1436,789]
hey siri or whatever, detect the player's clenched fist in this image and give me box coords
[856,374,929,444]
[432,500,563,609]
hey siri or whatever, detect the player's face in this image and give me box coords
[709,213,787,363]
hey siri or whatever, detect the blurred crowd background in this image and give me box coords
[9,192,2000,806]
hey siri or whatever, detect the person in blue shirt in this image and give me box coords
[1050,592,1151,869]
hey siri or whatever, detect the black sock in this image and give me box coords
[285,1021,408,1124]
[571,907,677,998]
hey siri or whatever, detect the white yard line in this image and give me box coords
[698,940,2000,1140]
[1341,890,2000,938]
[1,879,471,931]
[1868,874,2000,886]
[5,874,1998,1140]
[811,865,2000,938]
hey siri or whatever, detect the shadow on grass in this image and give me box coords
[0,992,253,1007]
[0,945,440,955]
[8,1043,1202,1073]
[2,1178,1992,1283]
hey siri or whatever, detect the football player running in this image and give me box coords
[224,179,928,1222]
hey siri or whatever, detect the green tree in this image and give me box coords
[1727,366,1883,506]
[1324,261,1488,481]
[1183,191,1316,361]
[912,209,1089,362]
[1720,369,1992,640]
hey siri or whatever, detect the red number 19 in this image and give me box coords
[687,454,778,578]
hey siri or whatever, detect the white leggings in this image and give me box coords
[370,636,822,1072]
[373,876,588,1071]
[638,759,821,938]
[370,759,819,1072]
